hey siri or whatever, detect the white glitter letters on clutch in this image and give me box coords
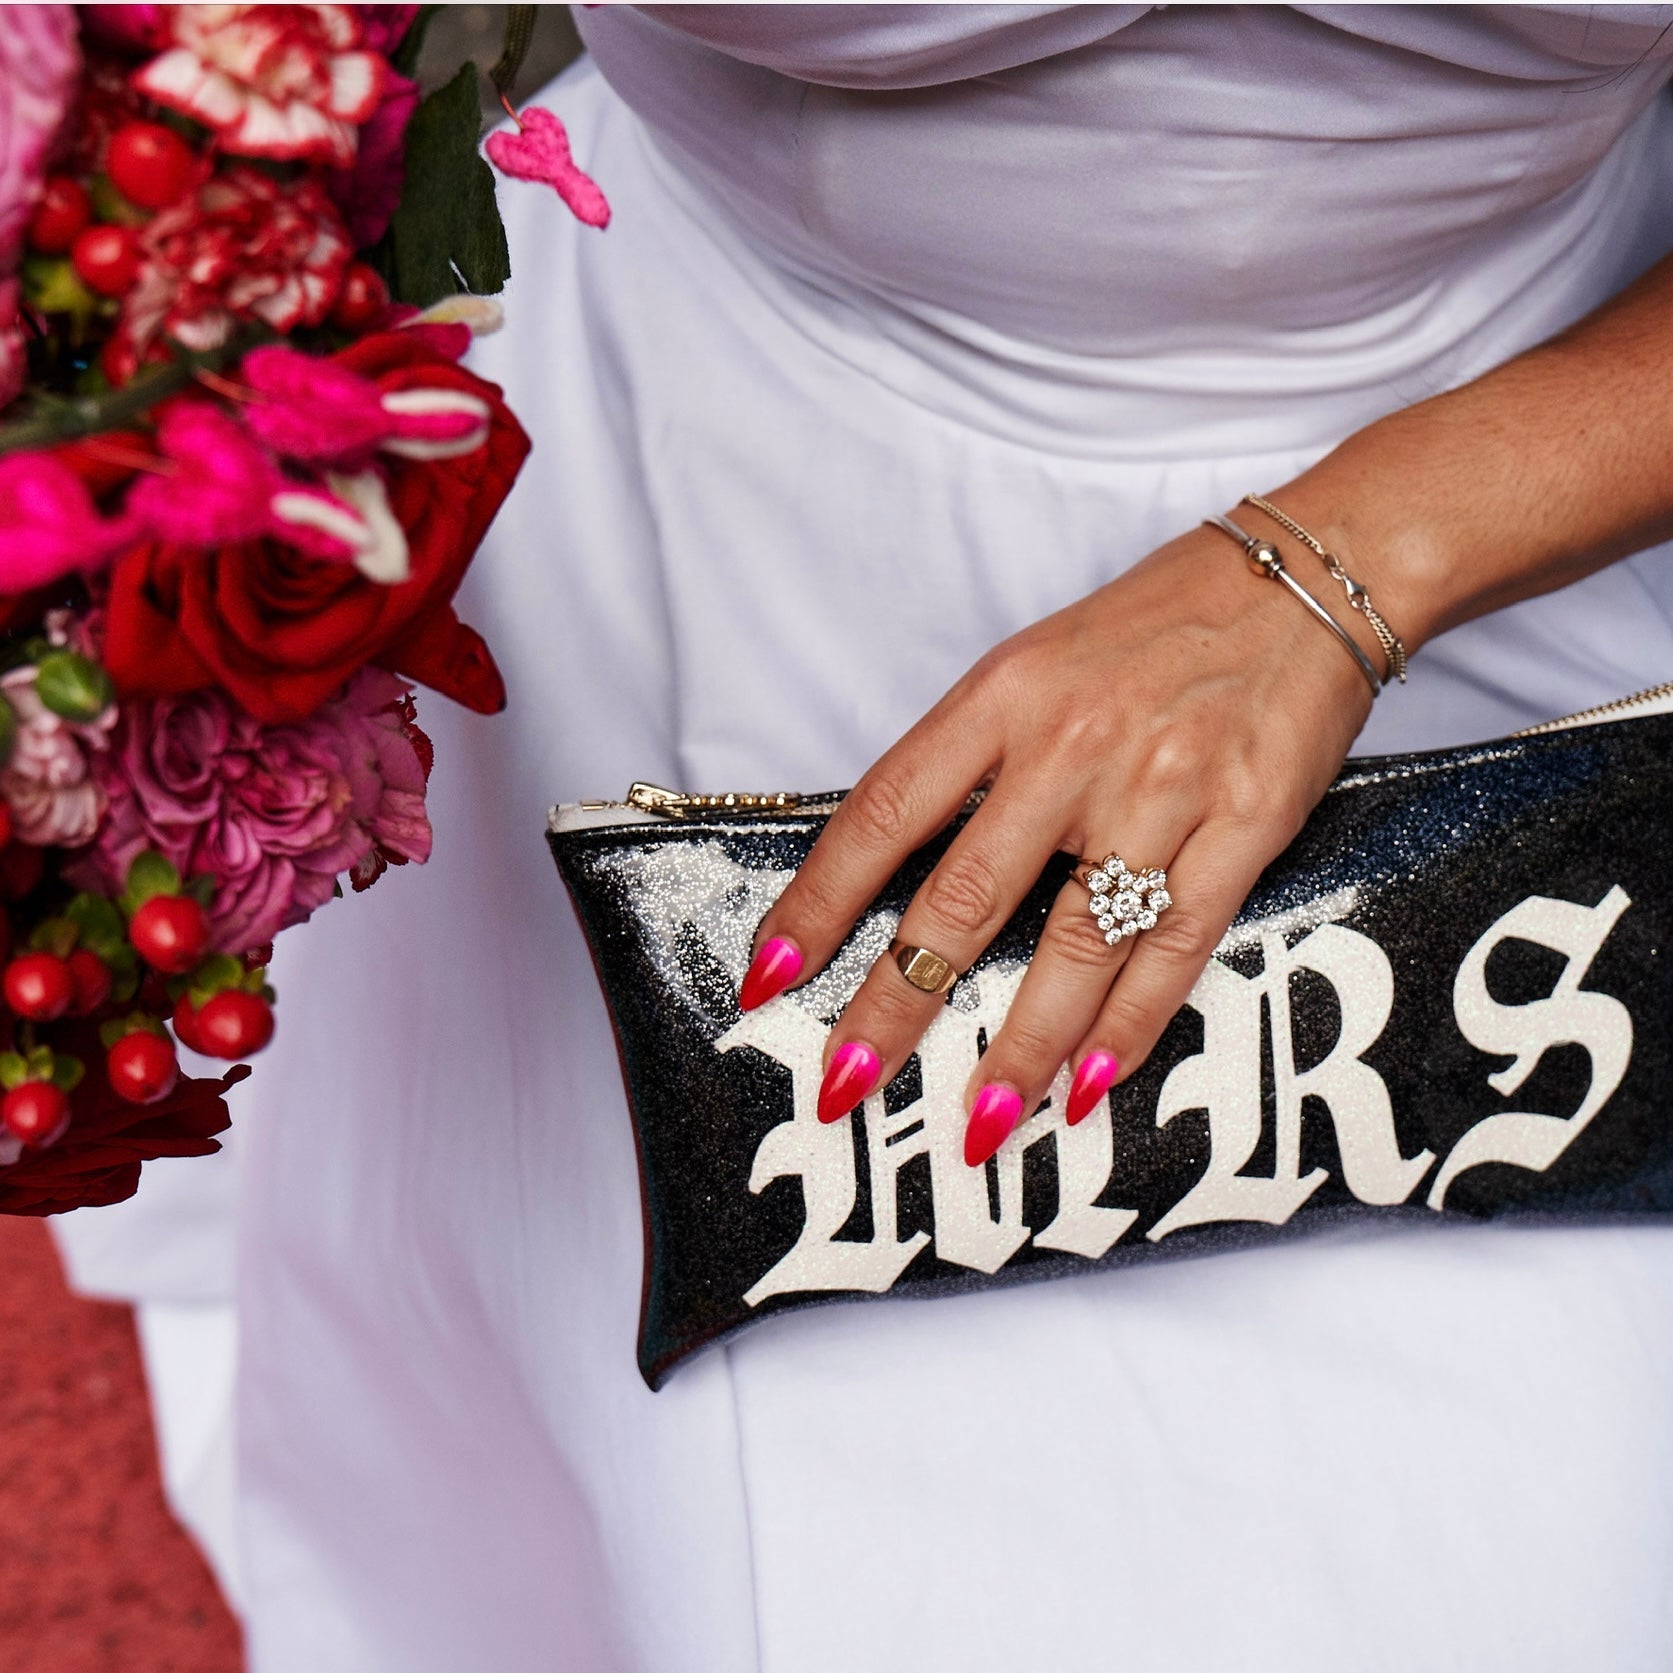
[717,886,1634,1303]
[1429,887,1633,1210]
[729,963,1135,1307]
[1150,922,1435,1241]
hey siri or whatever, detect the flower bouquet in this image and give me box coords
[0,5,602,1214]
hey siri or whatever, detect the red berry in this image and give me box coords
[66,948,112,1016]
[27,176,91,256]
[107,1031,179,1105]
[100,333,138,389]
[328,261,389,333]
[193,989,274,1059]
[130,894,210,975]
[71,224,141,298]
[107,120,197,211]
[171,994,205,1055]
[2,1081,68,1145]
[3,952,73,1021]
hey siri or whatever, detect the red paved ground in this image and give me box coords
[0,1216,243,1673]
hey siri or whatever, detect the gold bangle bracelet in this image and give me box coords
[1204,514,1384,698]
[1241,494,1408,683]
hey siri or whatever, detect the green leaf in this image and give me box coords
[187,953,244,1008]
[383,63,510,306]
[0,1052,28,1091]
[99,1012,165,1050]
[388,3,440,77]
[123,850,181,912]
[24,1045,53,1082]
[21,255,98,320]
[50,1053,84,1093]
[88,174,148,228]
[184,874,216,909]
[34,650,114,722]
[0,690,17,769]
[27,917,76,960]
[65,893,133,967]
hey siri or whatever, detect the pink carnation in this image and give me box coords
[67,669,432,955]
[0,665,115,849]
[0,6,80,274]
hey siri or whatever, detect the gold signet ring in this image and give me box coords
[890,941,961,995]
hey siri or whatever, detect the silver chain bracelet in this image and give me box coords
[1203,513,1384,698]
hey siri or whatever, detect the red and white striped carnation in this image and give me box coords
[134,3,382,167]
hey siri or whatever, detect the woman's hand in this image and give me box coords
[740,236,1673,1164]
[738,516,1379,1165]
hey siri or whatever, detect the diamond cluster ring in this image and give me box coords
[1074,853,1173,946]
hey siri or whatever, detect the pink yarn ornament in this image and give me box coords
[486,106,610,229]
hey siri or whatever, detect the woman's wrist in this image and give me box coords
[1251,417,1463,663]
[1252,246,1673,664]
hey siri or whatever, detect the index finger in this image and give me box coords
[739,696,993,1010]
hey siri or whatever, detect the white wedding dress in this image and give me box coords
[63,7,1673,1670]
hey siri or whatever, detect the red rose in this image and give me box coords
[101,331,530,722]
[0,1028,244,1217]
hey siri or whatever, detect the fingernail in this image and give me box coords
[740,936,803,1011]
[818,1041,879,1123]
[963,1083,1023,1168]
[1065,1050,1121,1126]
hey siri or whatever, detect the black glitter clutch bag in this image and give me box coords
[549,689,1673,1389]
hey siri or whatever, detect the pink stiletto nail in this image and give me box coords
[1065,1050,1121,1126]
[740,936,803,1011]
[818,1042,879,1123]
[964,1083,1023,1167]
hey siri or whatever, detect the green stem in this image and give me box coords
[0,334,262,458]
[489,5,539,98]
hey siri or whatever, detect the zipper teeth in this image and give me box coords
[1509,680,1673,738]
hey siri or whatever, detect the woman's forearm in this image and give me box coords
[1267,247,1673,657]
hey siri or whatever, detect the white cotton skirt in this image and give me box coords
[155,59,1673,1672]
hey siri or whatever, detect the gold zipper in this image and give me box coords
[579,683,1671,820]
[577,783,992,821]
[577,783,819,818]
[1509,679,1673,737]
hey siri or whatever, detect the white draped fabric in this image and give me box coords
[64,7,1673,1669]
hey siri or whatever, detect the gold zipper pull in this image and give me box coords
[625,782,695,816]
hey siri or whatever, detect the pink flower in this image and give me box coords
[326,64,417,247]
[0,665,115,849]
[239,344,490,465]
[134,4,383,167]
[67,669,433,954]
[352,5,417,56]
[0,6,80,275]
[0,451,140,590]
[127,402,284,545]
[120,166,351,357]
[79,6,166,55]
[486,107,610,229]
